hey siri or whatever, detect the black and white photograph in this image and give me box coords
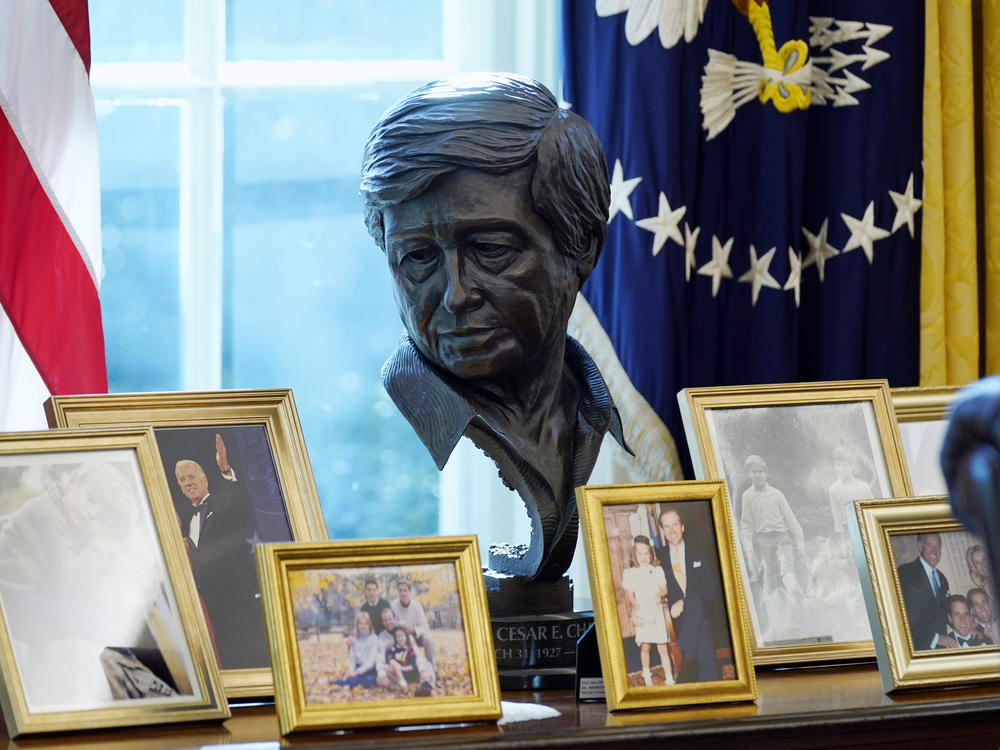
[0,451,199,712]
[0,427,229,736]
[699,398,898,652]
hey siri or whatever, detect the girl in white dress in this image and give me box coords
[622,535,674,686]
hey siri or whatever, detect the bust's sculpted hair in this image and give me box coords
[359,73,610,271]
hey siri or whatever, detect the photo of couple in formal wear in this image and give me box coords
[603,501,735,687]
[290,563,472,703]
[893,530,999,652]
[704,402,893,648]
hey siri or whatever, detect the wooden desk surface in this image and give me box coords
[6,665,1000,749]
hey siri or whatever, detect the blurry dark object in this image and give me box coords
[940,376,1000,591]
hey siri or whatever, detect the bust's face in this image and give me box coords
[383,167,579,386]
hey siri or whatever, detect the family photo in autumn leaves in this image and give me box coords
[290,563,474,703]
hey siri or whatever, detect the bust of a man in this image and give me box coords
[360,74,626,586]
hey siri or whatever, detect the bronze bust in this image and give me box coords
[360,74,627,589]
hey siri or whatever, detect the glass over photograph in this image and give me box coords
[289,562,471,703]
[602,501,735,686]
[896,419,949,496]
[705,401,892,648]
[156,425,293,671]
[891,530,999,652]
[0,450,200,712]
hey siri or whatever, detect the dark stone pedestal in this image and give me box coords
[483,549,592,689]
[488,610,594,689]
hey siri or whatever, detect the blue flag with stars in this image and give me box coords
[564,0,923,476]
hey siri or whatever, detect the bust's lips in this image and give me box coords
[438,327,496,344]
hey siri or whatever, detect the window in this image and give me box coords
[91,0,560,543]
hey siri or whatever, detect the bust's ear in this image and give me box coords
[575,235,600,288]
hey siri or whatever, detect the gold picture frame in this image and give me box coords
[848,495,999,692]
[0,427,229,736]
[577,481,757,711]
[891,385,960,496]
[678,379,913,665]
[256,536,501,734]
[45,389,328,697]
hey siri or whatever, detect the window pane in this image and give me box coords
[97,102,182,392]
[222,89,439,539]
[89,1,184,63]
[225,0,443,60]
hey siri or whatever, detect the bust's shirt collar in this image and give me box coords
[380,333,628,471]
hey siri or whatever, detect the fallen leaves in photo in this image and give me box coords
[300,628,473,704]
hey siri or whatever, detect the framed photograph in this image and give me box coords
[848,495,1000,692]
[0,427,229,736]
[576,481,756,711]
[678,379,913,666]
[891,385,960,496]
[45,389,328,697]
[255,536,501,734]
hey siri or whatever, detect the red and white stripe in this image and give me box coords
[0,0,106,430]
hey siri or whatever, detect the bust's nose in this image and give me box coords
[441,250,483,314]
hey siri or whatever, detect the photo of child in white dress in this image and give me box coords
[621,535,675,686]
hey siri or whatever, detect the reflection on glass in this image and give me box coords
[89,1,184,63]
[898,420,949,495]
[222,90,439,540]
[96,101,181,393]
[225,0,443,61]
[0,454,197,711]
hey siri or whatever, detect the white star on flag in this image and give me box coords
[783,246,802,307]
[888,173,922,237]
[738,244,781,306]
[683,222,700,281]
[636,191,686,256]
[607,158,643,223]
[802,218,840,281]
[697,234,733,297]
[841,200,890,263]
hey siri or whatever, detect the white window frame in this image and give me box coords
[91,0,559,391]
[90,0,562,558]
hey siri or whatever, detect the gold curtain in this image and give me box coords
[922,0,1000,384]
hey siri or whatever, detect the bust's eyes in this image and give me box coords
[470,235,519,272]
[398,245,439,283]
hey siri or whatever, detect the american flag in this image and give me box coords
[0,0,107,429]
